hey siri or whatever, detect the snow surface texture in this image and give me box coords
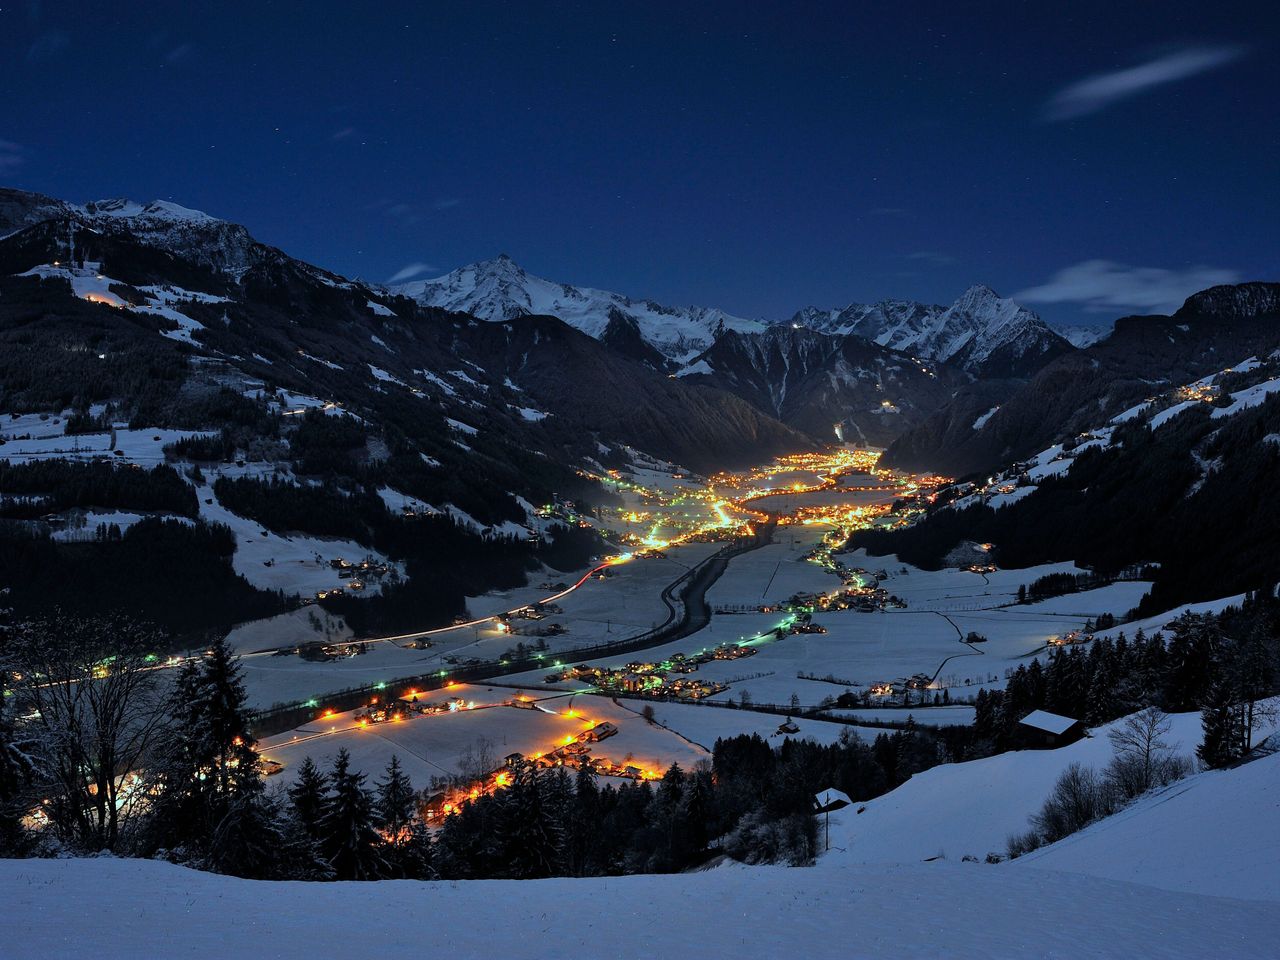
[2,857,1276,959]
[823,706,1278,888]
[1017,749,1280,902]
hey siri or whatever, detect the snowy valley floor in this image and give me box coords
[2,856,1278,960]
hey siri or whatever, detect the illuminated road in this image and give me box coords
[240,558,618,659]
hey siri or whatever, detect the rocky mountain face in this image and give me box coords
[396,255,768,364]
[0,189,810,476]
[0,188,273,280]
[882,282,1280,478]
[785,284,1075,379]
[676,326,967,445]
[395,258,1079,449]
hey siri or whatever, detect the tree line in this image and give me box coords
[974,588,1279,767]
[0,459,197,519]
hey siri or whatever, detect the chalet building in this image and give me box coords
[1017,709,1084,749]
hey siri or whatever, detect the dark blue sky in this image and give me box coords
[3,2,1276,324]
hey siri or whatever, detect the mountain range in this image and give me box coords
[882,282,1280,477]
[397,257,1079,379]
[6,185,1274,502]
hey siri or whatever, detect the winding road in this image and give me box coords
[250,520,777,737]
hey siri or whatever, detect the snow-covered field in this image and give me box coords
[0,426,214,465]
[258,688,713,785]
[705,526,842,607]
[821,705,977,727]
[4,856,1276,959]
[261,692,597,786]
[505,547,1150,711]
[636,698,884,750]
[196,483,399,597]
[232,543,725,710]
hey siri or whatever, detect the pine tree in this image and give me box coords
[200,637,259,798]
[374,755,417,877]
[374,755,415,840]
[288,756,329,840]
[321,748,385,880]
[567,764,601,876]
[683,765,712,855]
[155,637,260,853]
[207,793,284,880]
[1198,678,1242,769]
[398,820,436,880]
[276,804,333,880]
[496,759,562,879]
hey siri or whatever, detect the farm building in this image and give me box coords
[1017,710,1084,749]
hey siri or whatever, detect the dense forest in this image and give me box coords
[0,519,287,636]
[0,459,197,519]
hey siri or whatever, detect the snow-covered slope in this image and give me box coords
[4,856,1277,960]
[824,702,1279,903]
[397,255,768,362]
[788,285,1074,377]
[825,710,1206,867]
[1016,747,1280,901]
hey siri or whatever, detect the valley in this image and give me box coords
[5,9,1280,958]
[1,188,1278,957]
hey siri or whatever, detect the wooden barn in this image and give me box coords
[1017,709,1085,749]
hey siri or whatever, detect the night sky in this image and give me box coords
[3,2,1277,325]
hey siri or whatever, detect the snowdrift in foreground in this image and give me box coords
[2,857,1277,960]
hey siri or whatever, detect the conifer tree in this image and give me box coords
[321,748,385,880]
[208,793,284,880]
[566,763,601,876]
[199,636,260,798]
[1198,678,1242,769]
[497,759,562,879]
[374,755,417,876]
[288,756,329,840]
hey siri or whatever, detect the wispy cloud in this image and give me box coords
[386,262,437,284]
[433,197,462,211]
[906,251,955,266]
[330,127,356,141]
[164,43,193,64]
[1014,259,1240,314]
[869,206,908,217]
[26,29,69,63]
[1044,45,1245,121]
[0,139,27,174]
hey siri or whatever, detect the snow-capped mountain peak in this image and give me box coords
[1056,323,1111,349]
[786,285,1073,377]
[81,197,220,225]
[395,257,768,362]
